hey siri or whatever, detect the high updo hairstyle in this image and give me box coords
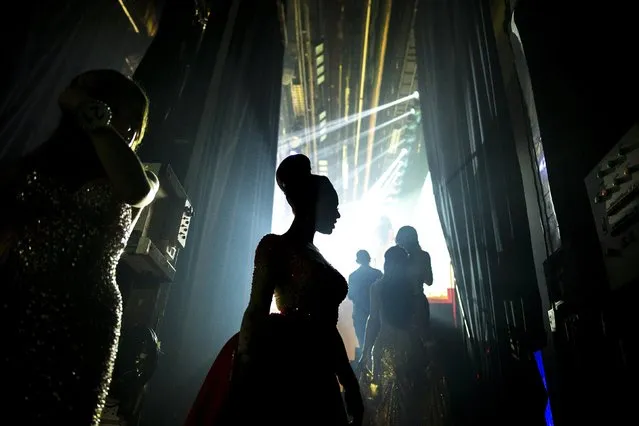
[276,154,332,214]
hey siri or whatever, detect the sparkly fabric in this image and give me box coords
[239,234,348,353]
[235,234,350,425]
[1,168,132,425]
[363,287,451,426]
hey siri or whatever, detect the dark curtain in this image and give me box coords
[140,1,285,424]
[0,0,152,159]
[135,0,198,123]
[514,1,639,423]
[415,0,546,422]
[133,0,207,173]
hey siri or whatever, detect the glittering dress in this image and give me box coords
[1,167,132,425]
[185,234,350,426]
[363,281,451,426]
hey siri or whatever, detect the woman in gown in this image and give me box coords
[185,154,363,426]
[396,225,433,326]
[359,246,450,426]
[0,70,158,425]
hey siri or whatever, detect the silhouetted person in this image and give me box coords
[0,70,158,425]
[184,154,363,426]
[359,246,450,425]
[396,225,433,324]
[348,249,382,359]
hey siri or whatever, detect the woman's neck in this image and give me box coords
[286,216,315,245]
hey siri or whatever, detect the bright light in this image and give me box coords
[409,108,416,115]
[117,0,140,34]
[280,92,417,146]
[412,91,420,99]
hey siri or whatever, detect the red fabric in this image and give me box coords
[183,333,239,426]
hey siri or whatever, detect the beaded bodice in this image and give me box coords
[9,168,132,282]
[239,234,348,355]
[271,236,347,325]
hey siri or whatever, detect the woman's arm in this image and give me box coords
[88,129,158,208]
[360,280,382,361]
[413,250,433,286]
[332,327,363,425]
[58,87,157,208]
[237,235,281,360]
[423,251,433,286]
[332,328,358,389]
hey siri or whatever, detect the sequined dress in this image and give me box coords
[363,281,450,426]
[1,167,132,425]
[185,234,351,426]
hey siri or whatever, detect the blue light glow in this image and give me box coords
[533,350,554,426]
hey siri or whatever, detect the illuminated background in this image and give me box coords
[264,0,454,355]
[266,1,457,359]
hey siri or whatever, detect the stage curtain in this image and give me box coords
[139,1,285,425]
[414,0,544,383]
[0,0,154,159]
[133,0,206,170]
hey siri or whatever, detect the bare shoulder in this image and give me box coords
[255,233,284,256]
[253,234,286,272]
[258,233,282,245]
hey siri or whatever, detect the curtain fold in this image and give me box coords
[513,1,639,422]
[140,1,284,424]
[414,0,544,390]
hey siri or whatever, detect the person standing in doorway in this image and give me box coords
[348,250,383,360]
[359,246,450,426]
[396,225,433,325]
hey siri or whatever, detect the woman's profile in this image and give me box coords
[0,69,158,424]
[185,154,363,426]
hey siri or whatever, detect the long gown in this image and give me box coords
[0,165,132,425]
[363,280,451,426]
[185,234,350,426]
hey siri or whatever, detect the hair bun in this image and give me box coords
[276,154,312,194]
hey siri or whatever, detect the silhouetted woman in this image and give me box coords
[185,154,363,426]
[0,70,158,425]
[396,225,433,323]
[359,246,450,426]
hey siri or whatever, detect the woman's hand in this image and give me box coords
[339,365,364,426]
[344,383,364,426]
